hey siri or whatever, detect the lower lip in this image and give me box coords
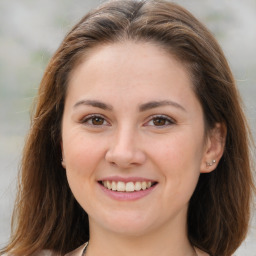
[99,183,157,201]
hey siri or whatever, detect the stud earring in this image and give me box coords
[206,159,216,166]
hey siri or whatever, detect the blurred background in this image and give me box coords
[0,0,255,255]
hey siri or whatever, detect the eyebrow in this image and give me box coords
[73,100,113,111]
[139,100,186,112]
[73,99,186,112]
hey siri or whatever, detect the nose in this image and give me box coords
[105,127,146,168]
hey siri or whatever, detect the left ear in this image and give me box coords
[200,122,226,173]
[60,140,66,169]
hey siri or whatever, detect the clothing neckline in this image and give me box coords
[79,242,210,256]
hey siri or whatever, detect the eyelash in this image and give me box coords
[145,115,176,127]
[80,114,175,128]
[80,114,109,126]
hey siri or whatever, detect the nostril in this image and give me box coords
[105,144,146,168]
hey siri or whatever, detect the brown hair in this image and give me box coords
[2,0,254,255]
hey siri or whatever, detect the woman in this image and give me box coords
[1,0,254,255]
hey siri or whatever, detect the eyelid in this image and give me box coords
[80,114,110,126]
[143,114,176,127]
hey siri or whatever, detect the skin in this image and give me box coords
[61,42,224,256]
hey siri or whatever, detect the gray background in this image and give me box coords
[0,0,255,255]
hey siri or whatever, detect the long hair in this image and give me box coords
[2,1,254,255]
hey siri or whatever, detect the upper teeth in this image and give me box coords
[102,181,153,192]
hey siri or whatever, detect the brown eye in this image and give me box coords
[153,117,168,126]
[91,116,104,125]
[145,115,175,128]
[81,115,108,126]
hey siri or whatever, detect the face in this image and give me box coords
[61,42,209,237]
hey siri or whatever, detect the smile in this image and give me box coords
[100,180,157,192]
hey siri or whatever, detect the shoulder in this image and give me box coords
[32,244,86,256]
[1,244,87,256]
[31,250,57,256]
[1,251,56,256]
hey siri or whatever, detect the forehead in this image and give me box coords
[64,41,204,126]
[68,41,194,95]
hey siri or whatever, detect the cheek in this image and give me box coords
[154,133,203,170]
[63,135,106,207]
[63,134,105,181]
[151,132,204,194]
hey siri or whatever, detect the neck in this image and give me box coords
[87,218,196,256]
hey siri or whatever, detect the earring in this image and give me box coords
[206,159,216,166]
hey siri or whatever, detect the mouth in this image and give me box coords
[99,180,158,193]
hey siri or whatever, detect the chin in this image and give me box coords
[100,212,157,237]
[107,224,153,237]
